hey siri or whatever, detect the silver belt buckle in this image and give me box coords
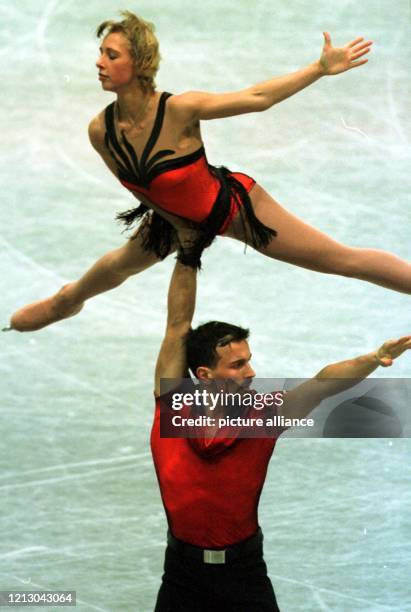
[203,549,226,564]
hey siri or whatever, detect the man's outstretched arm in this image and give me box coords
[281,336,411,420]
[154,260,197,397]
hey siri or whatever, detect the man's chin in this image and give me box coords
[242,384,254,392]
[240,378,254,390]
[229,379,253,391]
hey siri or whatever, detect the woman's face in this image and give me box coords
[96,32,135,91]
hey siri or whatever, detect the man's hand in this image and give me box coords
[319,32,373,75]
[375,336,411,367]
[176,225,203,252]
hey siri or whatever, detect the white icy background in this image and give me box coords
[0,0,410,610]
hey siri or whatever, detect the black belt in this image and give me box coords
[167,528,263,565]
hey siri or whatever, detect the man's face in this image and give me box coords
[198,340,256,388]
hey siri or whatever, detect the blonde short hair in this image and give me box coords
[96,11,160,92]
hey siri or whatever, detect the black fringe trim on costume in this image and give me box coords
[215,166,277,250]
[116,204,177,261]
[116,202,148,226]
[115,165,277,269]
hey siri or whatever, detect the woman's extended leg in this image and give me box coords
[9,224,166,332]
[224,184,411,294]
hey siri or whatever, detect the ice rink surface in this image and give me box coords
[1,0,410,610]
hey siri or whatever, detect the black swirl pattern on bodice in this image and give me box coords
[104,91,204,189]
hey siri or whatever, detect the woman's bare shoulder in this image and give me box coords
[167,92,199,123]
[88,111,106,151]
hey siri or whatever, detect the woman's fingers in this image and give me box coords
[322,31,332,46]
[352,40,373,52]
[351,47,371,61]
[347,36,365,48]
[346,59,368,70]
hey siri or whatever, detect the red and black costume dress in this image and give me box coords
[104,92,276,268]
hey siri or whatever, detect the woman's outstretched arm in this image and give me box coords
[174,33,372,120]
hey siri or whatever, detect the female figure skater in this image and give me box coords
[7,11,411,332]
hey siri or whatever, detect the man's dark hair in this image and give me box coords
[185,321,249,376]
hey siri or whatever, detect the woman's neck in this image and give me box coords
[116,82,157,128]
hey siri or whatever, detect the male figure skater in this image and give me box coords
[152,259,410,611]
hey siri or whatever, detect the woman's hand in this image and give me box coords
[375,336,411,367]
[319,32,373,75]
[176,224,203,252]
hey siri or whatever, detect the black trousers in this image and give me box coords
[154,533,280,612]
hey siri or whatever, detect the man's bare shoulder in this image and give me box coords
[88,111,106,152]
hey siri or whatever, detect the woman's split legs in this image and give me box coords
[9,184,411,332]
[225,184,411,294]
